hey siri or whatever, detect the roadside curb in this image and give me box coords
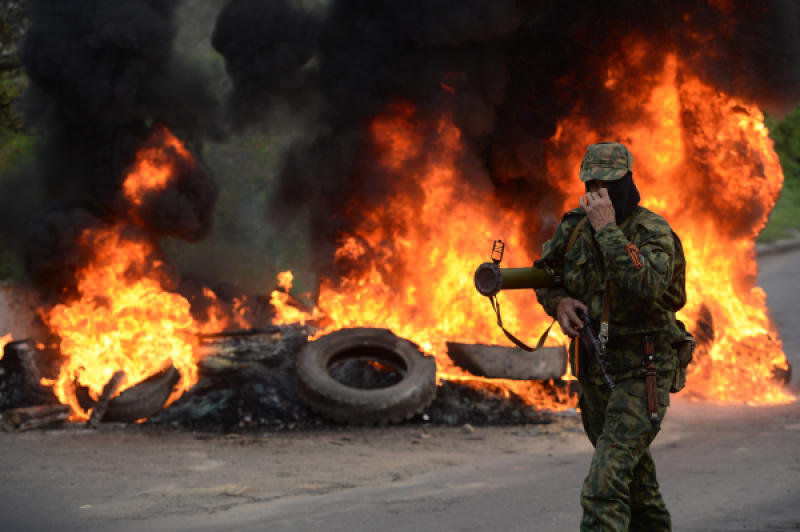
[756,231,800,258]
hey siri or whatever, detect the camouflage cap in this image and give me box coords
[579,142,633,182]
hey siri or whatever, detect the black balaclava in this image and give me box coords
[588,171,640,224]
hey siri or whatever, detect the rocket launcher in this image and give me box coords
[473,240,562,297]
[472,240,561,352]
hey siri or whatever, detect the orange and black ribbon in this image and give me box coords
[625,242,643,270]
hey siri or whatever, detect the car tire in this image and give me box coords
[296,328,437,425]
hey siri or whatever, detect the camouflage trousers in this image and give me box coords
[578,372,673,531]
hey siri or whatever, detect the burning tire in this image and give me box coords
[296,328,437,425]
[76,366,180,423]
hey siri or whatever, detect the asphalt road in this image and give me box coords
[1,247,799,532]
[155,403,800,532]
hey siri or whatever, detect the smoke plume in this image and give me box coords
[15,0,220,298]
[8,0,800,299]
[210,0,800,285]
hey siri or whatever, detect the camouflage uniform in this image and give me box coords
[535,143,682,531]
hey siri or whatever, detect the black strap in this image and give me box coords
[489,294,554,352]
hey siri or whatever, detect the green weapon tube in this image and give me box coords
[473,262,560,297]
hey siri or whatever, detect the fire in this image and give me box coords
[549,54,791,405]
[195,288,252,335]
[123,126,192,206]
[40,127,233,419]
[42,225,198,417]
[270,271,323,326]
[270,101,575,410]
[0,333,12,358]
[272,53,794,408]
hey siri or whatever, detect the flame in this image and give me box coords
[272,53,794,408]
[549,54,792,405]
[123,126,192,206]
[270,271,324,326]
[42,225,198,418]
[0,333,12,359]
[195,288,252,335]
[270,101,576,410]
[40,127,238,419]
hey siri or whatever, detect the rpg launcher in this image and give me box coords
[472,240,562,352]
[473,240,562,297]
[473,241,616,389]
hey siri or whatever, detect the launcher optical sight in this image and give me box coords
[473,240,562,297]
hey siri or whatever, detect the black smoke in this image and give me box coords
[13,0,220,298]
[213,0,523,280]
[210,0,800,287]
[8,0,800,299]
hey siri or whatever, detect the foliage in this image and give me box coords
[757,174,800,243]
[759,106,800,242]
[0,126,33,280]
[766,107,800,184]
[0,0,28,132]
[0,127,32,168]
[0,2,29,280]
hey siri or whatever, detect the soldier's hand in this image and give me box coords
[556,297,589,338]
[582,188,615,231]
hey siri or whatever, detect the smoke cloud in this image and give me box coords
[211,0,800,282]
[8,0,800,299]
[15,0,220,298]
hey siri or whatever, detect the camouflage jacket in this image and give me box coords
[535,206,682,383]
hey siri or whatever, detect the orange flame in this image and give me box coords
[43,226,199,418]
[0,333,12,359]
[270,271,324,326]
[123,126,192,206]
[41,127,238,419]
[271,53,794,409]
[549,55,791,404]
[194,288,252,335]
[269,102,575,410]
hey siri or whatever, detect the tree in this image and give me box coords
[0,0,28,132]
[767,107,800,184]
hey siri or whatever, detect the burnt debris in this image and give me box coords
[0,327,573,431]
[1,2,797,430]
[149,326,558,432]
[0,340,59,410]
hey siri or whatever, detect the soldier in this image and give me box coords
[534,142,687,531]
